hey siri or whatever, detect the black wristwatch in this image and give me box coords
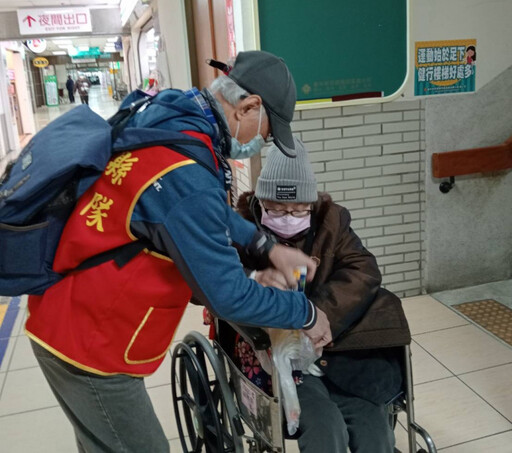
[245,230,277,267]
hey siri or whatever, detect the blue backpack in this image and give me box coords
[0,90,217,297]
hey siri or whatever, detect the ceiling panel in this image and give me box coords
[25,35,122,56]
[0,1,119,10]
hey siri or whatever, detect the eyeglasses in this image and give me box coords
[261,203,312,218]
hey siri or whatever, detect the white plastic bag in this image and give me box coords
[268,329,319,435]
[254,349,273,375]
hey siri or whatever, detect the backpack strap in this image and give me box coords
[74,238,153,272]
[108,96,153,143]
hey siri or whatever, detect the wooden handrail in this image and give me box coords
[432,135,512,178]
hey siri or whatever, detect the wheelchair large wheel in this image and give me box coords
[171,331,244,453]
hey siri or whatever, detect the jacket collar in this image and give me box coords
[201,88,232,158]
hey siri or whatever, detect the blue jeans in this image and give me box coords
[296,375,395,453]
[31,340,169,453]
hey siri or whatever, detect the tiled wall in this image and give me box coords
[233,100,427,298]
[291,100,426,297]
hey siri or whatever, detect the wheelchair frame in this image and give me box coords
[171,326,437,453]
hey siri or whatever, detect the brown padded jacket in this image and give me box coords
[236,191,411,352]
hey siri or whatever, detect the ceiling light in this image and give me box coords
[78,46,89,52]
[68,47,79,57]
[52,51,67,55]
[107,37,118,42]
[53,40,73,46]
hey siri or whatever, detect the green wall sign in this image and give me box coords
[44,75,58,107]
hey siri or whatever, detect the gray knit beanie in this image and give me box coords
[255,136,317,202]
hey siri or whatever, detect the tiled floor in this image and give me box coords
[33,85,121,133]
[1,291,511,452]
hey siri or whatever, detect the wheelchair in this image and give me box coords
[171,319,437,453]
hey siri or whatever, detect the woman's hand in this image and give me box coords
[253,268,288,290]
[268,244,317,287]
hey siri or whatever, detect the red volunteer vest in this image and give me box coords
[26,135,211,376]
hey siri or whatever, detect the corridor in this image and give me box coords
[32,84,121,134]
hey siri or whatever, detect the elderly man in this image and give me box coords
[65,75,75,103]
[26,51,331,452]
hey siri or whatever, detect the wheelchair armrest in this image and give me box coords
[226,322,271,351]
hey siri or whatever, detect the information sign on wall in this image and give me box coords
[71,58,96,64]
[44,75,59,106]
[33,57,49,68]
[415,39,476,96]
[17,8,92,35]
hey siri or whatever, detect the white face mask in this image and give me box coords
[230,105,266,160]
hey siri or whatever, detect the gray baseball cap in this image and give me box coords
[228,50,297,157]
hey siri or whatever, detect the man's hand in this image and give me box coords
[253,268,288,290]
[302,306,332,350]
[268,244,317,288]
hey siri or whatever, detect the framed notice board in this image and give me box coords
[257,0,409,105]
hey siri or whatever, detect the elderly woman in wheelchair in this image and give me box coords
[232,138,409,452]
[172,138,435,453]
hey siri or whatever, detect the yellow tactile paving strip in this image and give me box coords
[0,303,7,326]
[0,295,10,326]
[454,299,512,347]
